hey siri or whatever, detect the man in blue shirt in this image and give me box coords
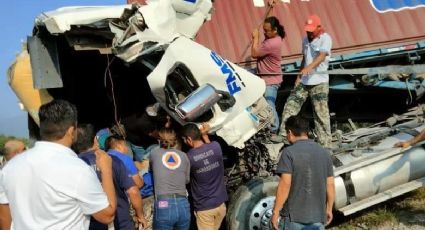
[73,124,147,229]
[105,135,144,189]
[181,123,227,230]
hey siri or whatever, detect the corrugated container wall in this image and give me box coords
[128,0,425,66]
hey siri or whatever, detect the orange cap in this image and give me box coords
[304,15,321,32]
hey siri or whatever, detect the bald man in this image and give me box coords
[0,139,25,229]
[3,140,26,163]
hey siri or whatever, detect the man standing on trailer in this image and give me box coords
[251,0,286,133]
[271,15,332,148]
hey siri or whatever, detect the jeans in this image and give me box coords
[265,84,280,132]
[153,197,190,230]
[278,217,325,230]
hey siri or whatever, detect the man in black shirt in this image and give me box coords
[271,116,335,230]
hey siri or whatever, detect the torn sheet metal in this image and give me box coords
[35,1,212,62]
[146,37,269,147]
[27,35,62,89]
[147,37,266,116]
[138,0,213,42]
[36,5,132,34]
[65,36,113,53]
[126,0,212,61]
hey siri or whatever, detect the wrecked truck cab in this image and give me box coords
[146,36,272,148]
[13,1,273,148]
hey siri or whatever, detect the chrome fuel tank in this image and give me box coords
[333,122,425,214]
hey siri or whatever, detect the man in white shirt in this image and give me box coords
[0,100,117,230]
[272,15,332,148]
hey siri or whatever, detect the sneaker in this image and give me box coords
[270,134,285,143]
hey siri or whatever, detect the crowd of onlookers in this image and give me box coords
[0,97,339,230]
[0,99,228,230]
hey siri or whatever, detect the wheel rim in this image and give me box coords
[249,196,276,230]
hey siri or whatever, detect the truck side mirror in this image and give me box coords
[175,83,221,121]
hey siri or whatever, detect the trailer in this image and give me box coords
[214,0,425,121]
[128,0,425,121]
[7,1,425,229]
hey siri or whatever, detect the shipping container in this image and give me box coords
[129,0,425,65]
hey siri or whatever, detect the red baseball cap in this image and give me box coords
[304,15,321,32]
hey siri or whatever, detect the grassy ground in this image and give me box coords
[329,187,425,229]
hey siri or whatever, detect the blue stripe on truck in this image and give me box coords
[370,0,425,12]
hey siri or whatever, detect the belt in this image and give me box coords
[155,193,187,200]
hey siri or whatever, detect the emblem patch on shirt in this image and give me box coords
[158,200,168,208]
[162,152,181,170]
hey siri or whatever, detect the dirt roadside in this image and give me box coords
[330,187,425,230]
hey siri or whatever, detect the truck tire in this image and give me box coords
[226,176,279,230]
